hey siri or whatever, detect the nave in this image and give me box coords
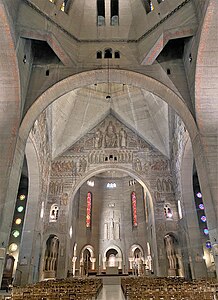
[96,285,125,300]
[8,275,218,300]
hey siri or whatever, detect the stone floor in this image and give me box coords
[96,285,125,300]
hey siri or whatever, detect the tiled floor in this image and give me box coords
[97,285,126,300]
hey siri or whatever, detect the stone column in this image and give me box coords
[102,257,107,270]
[90,257,96,270]
[72,257,77,276]
[129,257,134,270]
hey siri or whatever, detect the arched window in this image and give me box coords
[104,48,113,59]
[97,51,102,59]
[131,192,138,227]
[164,203,173,219]
[97,0,105,26]
[111,0,119,26]
[86,192,92,228]
[114,51,120,59]
[49,204,59,222]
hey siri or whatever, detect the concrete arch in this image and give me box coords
[180,137,207,278]
[67,164,160,274]
[19,69,198,143]
[0,1,21,257]
[69,165,152,202]
[16,136,41,284]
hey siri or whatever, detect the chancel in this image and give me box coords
[0,0,218,299]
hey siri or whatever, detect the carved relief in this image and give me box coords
[104,121,118,148]
[94,129,103,149]
[104,211,120,241]
[51,161,74,174]
[119,128,127,148]
[134,158,142,172]
[156,178,173,193]
[151,160,168,171]
[78,157,87,174]
[49,181,63,195]
[61,193,69,206]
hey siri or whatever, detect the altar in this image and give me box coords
[106,266,119,275]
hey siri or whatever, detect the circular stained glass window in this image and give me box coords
[17,206,24,213]
[201,216,207,223]
[12,230,20,238]
[15,218,22,225]
[19,194,26,201]
[199,204,205,210]
[206,241,212,249]
[8,243,18,252]
[204,228,209,235]
[196,192,202,199]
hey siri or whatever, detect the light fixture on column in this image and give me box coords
[106,58,111,101]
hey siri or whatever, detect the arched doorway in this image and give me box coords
[80,245,95,276]
[129,244,145,276]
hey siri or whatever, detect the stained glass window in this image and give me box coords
[201,215,207,222]
[60,0,68,12]
[15,218,22,225]
[17,206,24,213]
[86,192,92,228]
[204,228,209,235]
[199,204,205,210]
[8,243,18,252]
[12,230,20,238]
[131,192,138,227]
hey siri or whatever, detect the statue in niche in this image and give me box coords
[89,151,95,164]
[78,157,87,173]
[119,128,127,148]
[104,121,118,148]
[135,158,142,172]
[165,235,179,272]
[94,129,103,149]
[99,151,104,163]
[61,193,68,206]
[157,179,163,192]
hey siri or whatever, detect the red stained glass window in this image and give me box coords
[131,191,138,227]
[86,192,92,228]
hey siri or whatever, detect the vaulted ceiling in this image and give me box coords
[51,83,169,158]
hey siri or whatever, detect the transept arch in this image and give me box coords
[6,68,217,278]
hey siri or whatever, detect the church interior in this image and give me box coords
[0,0,218,299]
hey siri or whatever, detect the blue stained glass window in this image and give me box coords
[199,204,205,210]
[201,215,207,222]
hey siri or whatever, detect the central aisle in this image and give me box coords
[97,285,126,300]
